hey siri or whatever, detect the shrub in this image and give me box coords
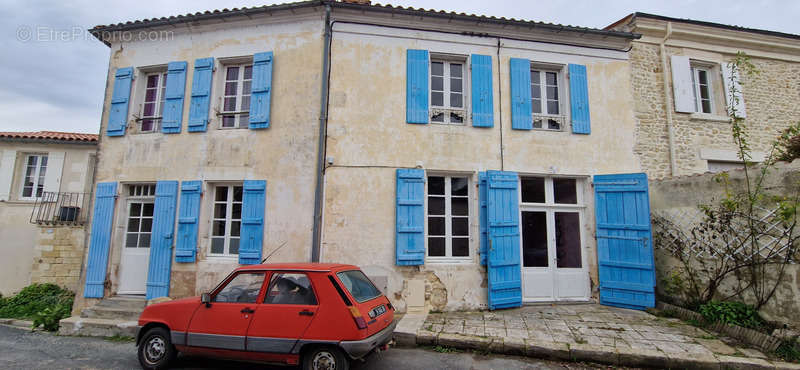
[698,301,766,330]
[0,283,74,331]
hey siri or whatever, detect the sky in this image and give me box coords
[1,0,797,134]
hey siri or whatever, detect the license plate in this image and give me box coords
[369,304,386,319]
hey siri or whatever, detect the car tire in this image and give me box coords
[302,345,349,370]
[137,327,176,370]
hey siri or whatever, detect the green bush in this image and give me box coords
[0,283,74,331]
[698,301,766,330]
[776,338,800,363]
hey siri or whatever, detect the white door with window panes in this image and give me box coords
[519,177,589,302]
[210,185,243,256]
[117,184,156,295]
[426,176,470,263]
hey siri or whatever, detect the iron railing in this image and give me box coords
[30,191,90,226]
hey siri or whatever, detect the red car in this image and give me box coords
[135,263,396,370]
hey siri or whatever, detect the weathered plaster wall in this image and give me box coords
[649,160,800,327]
[628,38,800,179]
[78,15,325,306]
[31,227,85,292]
[321,23,640,311]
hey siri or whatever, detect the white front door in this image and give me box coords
[519,177,589,302]
[117,200,154,295]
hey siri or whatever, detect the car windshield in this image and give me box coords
[336,270,382,303]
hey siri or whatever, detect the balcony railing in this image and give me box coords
[30,192,90,226]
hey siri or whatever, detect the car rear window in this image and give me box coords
[336,270,382,303]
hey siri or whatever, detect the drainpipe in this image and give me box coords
[311,4,332,262]
[659,21,677,177]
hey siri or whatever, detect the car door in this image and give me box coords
[186,271,266,351]
[246,271,319,355]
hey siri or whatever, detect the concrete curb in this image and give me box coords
[404,329,800,369]
[0,319,34,330]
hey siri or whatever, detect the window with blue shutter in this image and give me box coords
[249,52,273,129]
[175,181,201,263]
[471,54,494,127]
[479,172,488,266]
[84,182,118,298]
[161,61,187,134]
[568,64,591,134]
[406,49,429,124]
[486,171,522,310]
[188,58,214,132]
[239,180,266,264]
[396,169,425,265]
[107,67,133,137]
[146,181,178,300]
[509,58,532,130]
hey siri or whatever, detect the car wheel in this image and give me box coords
[303,346,349,370]
[137,327,176,370]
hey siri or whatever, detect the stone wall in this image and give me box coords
[649,160,800,327]
[629,42,800,179]
[31,226,85,292]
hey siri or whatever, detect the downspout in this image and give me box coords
[496,37,504,171]
[658,21,677,177]
[311,4,332,262]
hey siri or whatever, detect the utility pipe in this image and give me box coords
[310,4,332,262]
[659,21,677,177]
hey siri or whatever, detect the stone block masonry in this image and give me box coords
[30,226,85,292]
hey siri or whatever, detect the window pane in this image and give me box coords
[451,198,468,216]
[532,99,542,114]
[450,78,462,92]
[522,211,548,267]
[213,221,226,236]
[450,63,462,78]
[450,112,463,123]
[240,116,249,128]
[141,218,152,233]
[232,204,242,219]
[553,178,577,204]
[451,177,468,195]
[452,238,469,257]
[547,101,559,115]
[431,112,444,122]
[244,65,253,80]
[450,93,462,108]
[428,217,445,236]
[428,197,444,215]
[240,96,250,112]
[428,237,445,257]
[231,221,241,237]
[521,177,545,203]
[452,217,468,236]
[222,116,235,127]
[546,72,557,85]
[233,186,243,202]
[531,70,540,84]
[531,85,541,99]
[214,272,264,303]
[555,212,581,268]
[533,119,543,129]
[224,97,237,112]
[431,62,443,76]
[211,238,225,254]
[216,186,228,201]
[126,234,138,248]
[22,187,32,197]
[127,218,140,232]
[431,76,443,91]
[141,120,154,132]
[335,270,382,303]
[265,273,318,305]
[548,119,561,130]
[229,238,239,255]
[428,177,444,195]
[129,203,141,216]
[225,82,237,96]
[242,81,251,95]
[213,203,226,218]
[431,92,443,107]
[142,203,154,217]
[701,100,711,113]
[546,86,558,99]
[146,75,159,88]
[698,70,708,85]
[139,233,151,249]
[226,67,239,81]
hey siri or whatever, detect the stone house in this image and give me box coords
[606,13,800,178]
[70,0,659,325]
[0,131,97,295]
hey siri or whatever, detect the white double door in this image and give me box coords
[520,207,589,302]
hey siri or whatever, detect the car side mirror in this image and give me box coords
[201,293,211,307]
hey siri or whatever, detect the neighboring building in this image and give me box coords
[71,0,658,324]
[607,13,800,178]
[0,131,97,295]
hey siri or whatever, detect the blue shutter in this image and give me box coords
[175,181,201,263]
[146,181,178,300]
[84,182,117,298]
[594,173,655,310]
[569,64,591,134]
[471,54,494,127]
[396,169,425,265]
[486,171,522,310]
[249,52,273,129]
[406,49,429,124]
[161,61,187,134]
[239,180,266,264]
[479,172,488,266]
[509,58,532,130]
[188,58,214,132]
[107,67,133,137]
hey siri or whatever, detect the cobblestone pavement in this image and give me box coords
[418,304,790,368]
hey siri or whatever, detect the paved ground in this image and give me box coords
[0,324,608,370]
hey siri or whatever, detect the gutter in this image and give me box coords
[310,4,332,262]
[658,21,677,177]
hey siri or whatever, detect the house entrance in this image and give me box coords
[117,185,155,295]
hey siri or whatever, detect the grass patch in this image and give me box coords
[698,301,769,331]
[432,345,461,353]
[698,334,717,340]
[105,334,135,343]
[0,284,73,332]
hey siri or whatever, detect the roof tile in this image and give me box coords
[0,131,98,143]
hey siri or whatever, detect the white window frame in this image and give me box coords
[691,65,715,114]
[219,63,253,129]
[425,174,472,264]
[429,55,468,125]
[19,153,48,200]
[209,183,243,257]
[124,184,156,249]
[530,64,567,131]
[139,71,168,133]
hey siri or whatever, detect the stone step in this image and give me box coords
[80,306,142,321]
[94,296,146,310]
[58,316,138,338]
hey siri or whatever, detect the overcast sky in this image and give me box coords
[1,0,797,134]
